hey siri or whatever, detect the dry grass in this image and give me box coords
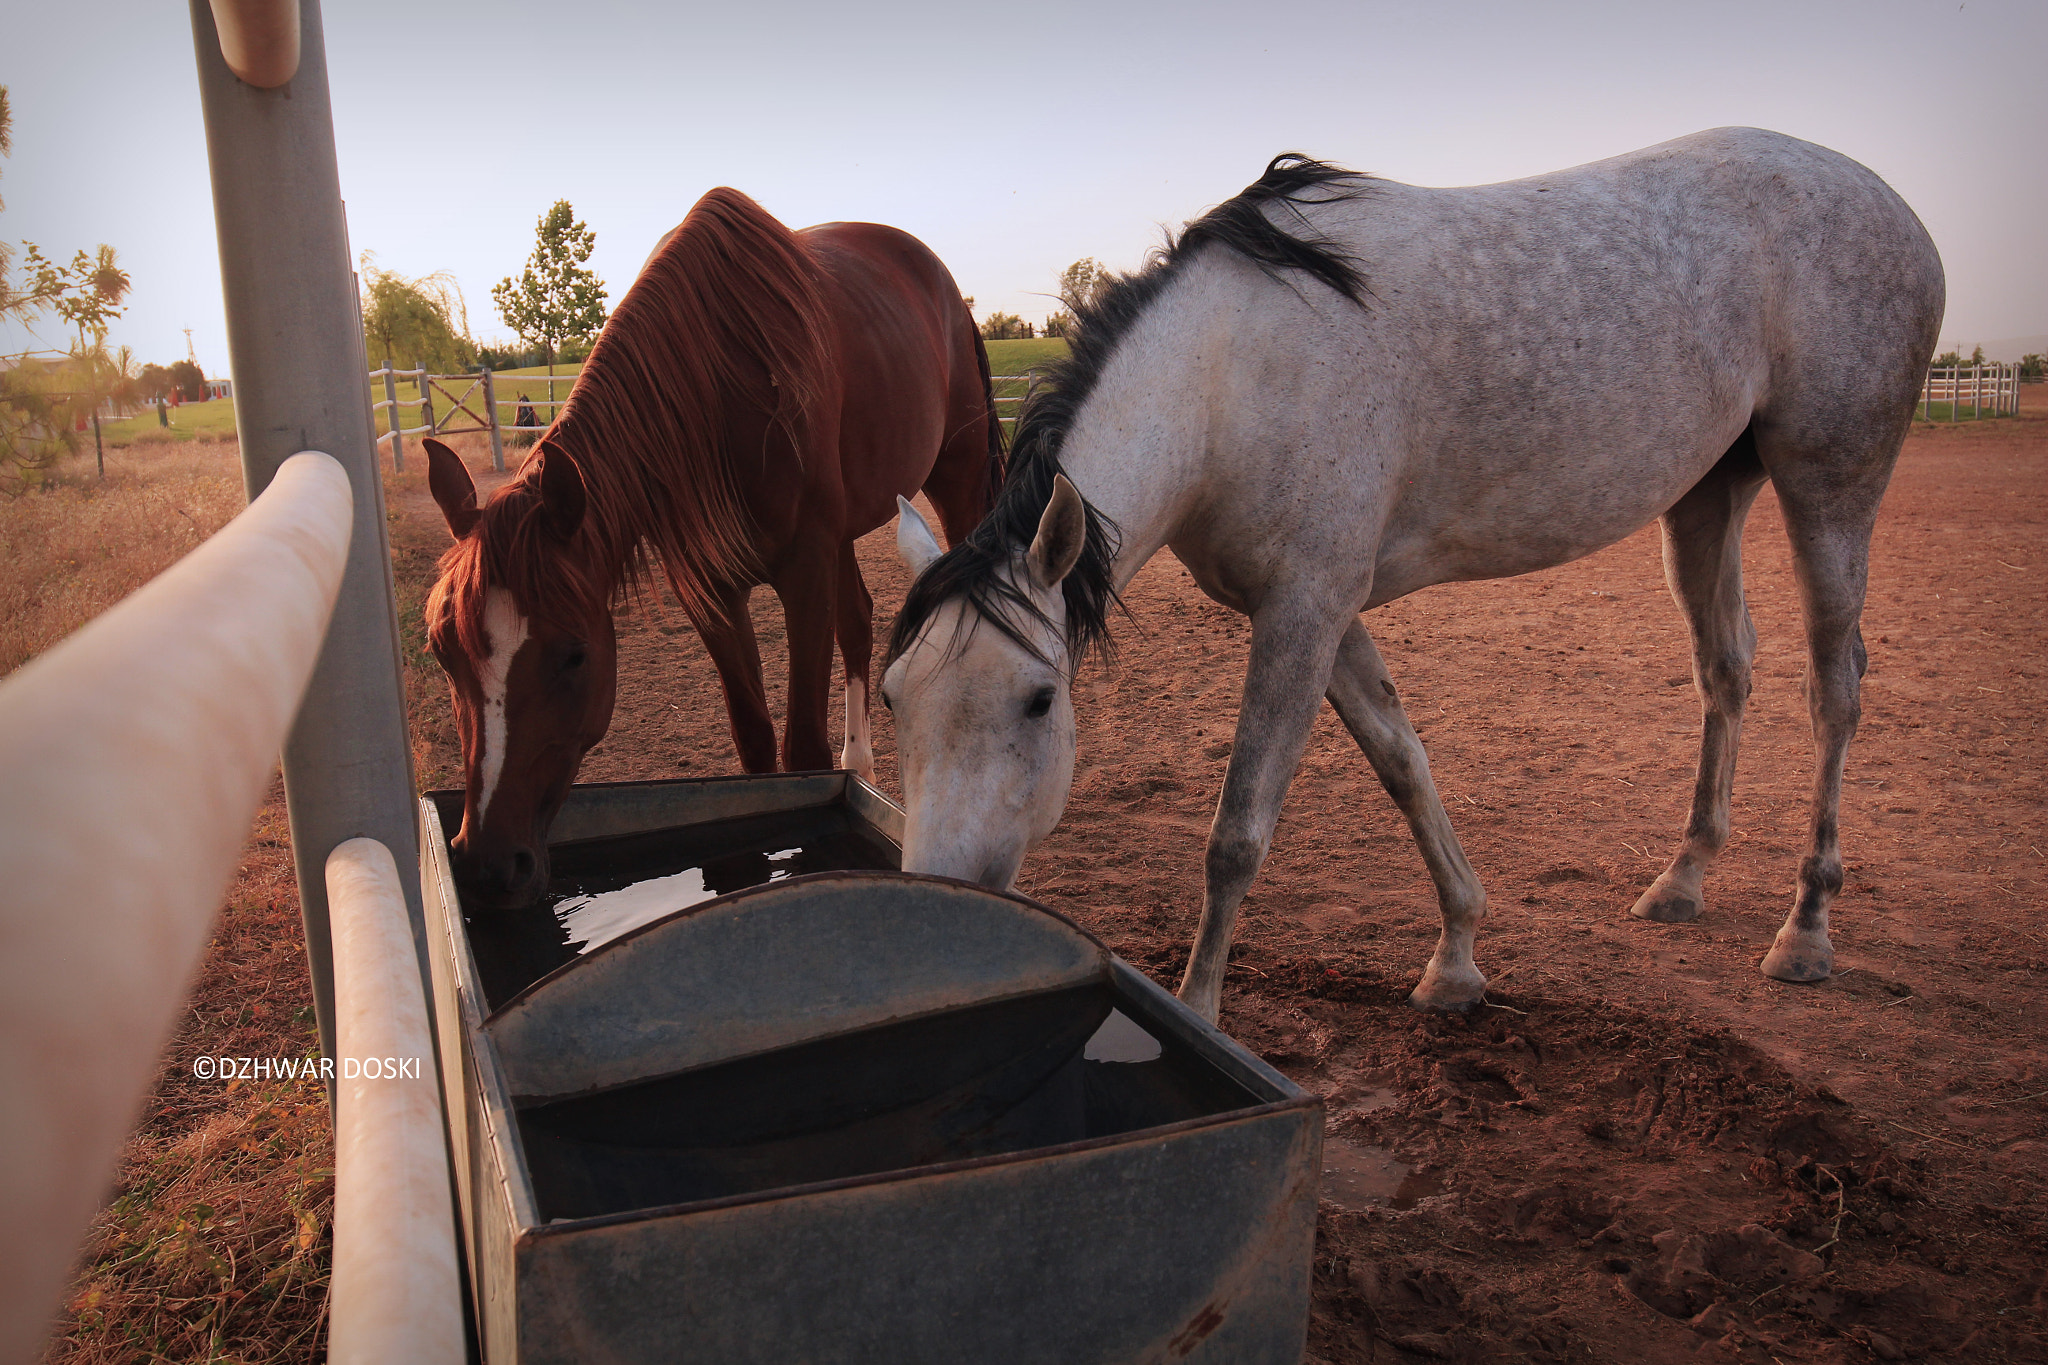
[0,441,247,675]
[4,440,330,1363]
[16,429,513,1361]
[41,789,336,1365]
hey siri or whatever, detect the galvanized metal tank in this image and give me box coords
[420,773,1320,1363]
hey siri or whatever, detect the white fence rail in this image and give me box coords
[991,373,1042,425]
[1919,362,2022,420]
[325,838,464,1364]
[0,453,352,1362]
[369,364,576,473]
[368,368,1045,472]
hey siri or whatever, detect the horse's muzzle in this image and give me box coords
[450,827,551,911]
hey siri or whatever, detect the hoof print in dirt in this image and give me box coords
[1624,1223,1823,1321]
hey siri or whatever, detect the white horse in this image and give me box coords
[882,129,1943,1021]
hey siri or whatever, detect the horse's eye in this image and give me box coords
[879,690,894,713]
[1025,686,1056,719]
[563,645,587,672]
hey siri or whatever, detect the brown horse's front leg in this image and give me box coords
[681,577,778,774]
[832,539,876,781]
[773,545,841,773]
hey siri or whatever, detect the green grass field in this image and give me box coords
[984,338,1070,422]
[96,361,590,448]
[95,397,240,446]
[1913,401,2016,423]
[94,343,1075,449]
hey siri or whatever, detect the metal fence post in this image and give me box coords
[419,365,436,439]
[382,358,404,472]
[481,366,505,473]
[190,0,426,1072]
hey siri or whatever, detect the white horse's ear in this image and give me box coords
[896,495,944,575]
[1027,474,1086,590]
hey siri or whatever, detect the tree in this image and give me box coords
[979,311,1034,341]
[136,363,174,402]
[360,253,476,374]
[2021,354,2044,382]
[1057,257,1111,313]
[492,201,608,377]
[168,360,206,403]
[1,85,137,491]
[1043,257,1111,339]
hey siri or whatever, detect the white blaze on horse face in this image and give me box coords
[476,588,531,825]
[884,571,1076,891]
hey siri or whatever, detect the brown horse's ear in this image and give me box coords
[537,445,586,541]
[425,438,480,539]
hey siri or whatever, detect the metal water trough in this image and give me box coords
[420,772,1321,1364]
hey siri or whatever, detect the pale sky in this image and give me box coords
[3,0,2043,375]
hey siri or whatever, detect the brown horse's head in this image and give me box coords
[424,438,617,910]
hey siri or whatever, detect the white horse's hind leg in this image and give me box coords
[1633,439,1769,924]
[1179,603,1348,1023]
[1754,427,1901,983]
[1324,620,1488,1011]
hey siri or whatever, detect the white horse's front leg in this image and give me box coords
[1179,605,1347,1022]
[1323,619,1488,1011]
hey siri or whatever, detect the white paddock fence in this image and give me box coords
[370,363,576,475]
[0,455,444,1362]
[325,839,464,1361]
[0,453,458,1364]
[1919,361,2022,420]
[992,373,1043,426]
[370,367,1044,478]
[0,3,465,1361]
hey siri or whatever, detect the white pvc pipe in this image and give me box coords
[325,838,463,1365]
[0,451,351,1365]
[209,0,300,87]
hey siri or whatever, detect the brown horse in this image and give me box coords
[424,188,999,908]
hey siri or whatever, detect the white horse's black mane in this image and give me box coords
[886,154,1374,668]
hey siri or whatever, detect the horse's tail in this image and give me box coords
[967,314,1006,516]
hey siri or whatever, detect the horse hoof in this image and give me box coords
[1176,983,1223,1025]
[1407,988,1485,1014]
[1408,966,1488,1014]
[1760,931,1833,983]
[1629,874,1702,923]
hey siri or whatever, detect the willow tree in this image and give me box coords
[358,253,476,375]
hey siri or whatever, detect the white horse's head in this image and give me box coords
[881,478,1091,889]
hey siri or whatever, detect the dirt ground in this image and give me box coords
[389,398,2047,1363]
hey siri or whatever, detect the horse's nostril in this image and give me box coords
[511,849,536,884]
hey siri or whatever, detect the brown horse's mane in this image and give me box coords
[431,187,831,661]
